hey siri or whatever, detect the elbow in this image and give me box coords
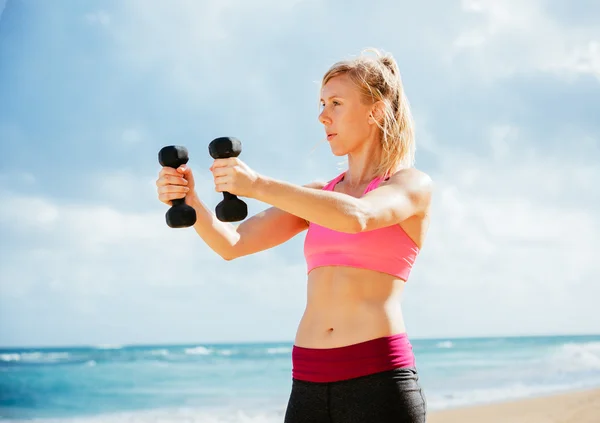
[220,233,242,261]
[221,252,238,261]
[219,248,239,261]
[347,209,369,234]
[221,246,250,261]
[350,218,368,234]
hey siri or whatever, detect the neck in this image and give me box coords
[344,138,383,188]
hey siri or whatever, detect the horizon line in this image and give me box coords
[1,331,598,350]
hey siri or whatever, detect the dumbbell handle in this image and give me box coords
[158,145,197,228]
[208,137,248,222]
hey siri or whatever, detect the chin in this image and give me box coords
[328,142,349,157]
[329,148,348,157]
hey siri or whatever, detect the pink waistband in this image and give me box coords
[292,333,416,383]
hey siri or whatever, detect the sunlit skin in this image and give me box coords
[318,73,385,182]
[155,73,432,350]
[295,74,430,348]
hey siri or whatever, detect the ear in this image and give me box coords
[368,100,386,125]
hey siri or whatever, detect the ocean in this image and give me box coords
[1,334,599,422]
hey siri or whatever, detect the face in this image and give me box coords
[318,73,379,156]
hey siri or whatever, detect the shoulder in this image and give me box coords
[387,167,433,190]
[383,167,433,207]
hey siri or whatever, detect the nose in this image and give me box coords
[318,107,331,126]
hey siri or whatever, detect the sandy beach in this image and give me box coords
[428,388,600,423]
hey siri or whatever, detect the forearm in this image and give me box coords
[253,176,364,233]
[187,194,240,260]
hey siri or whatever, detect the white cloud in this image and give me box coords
[89,170,157,205]
[545,40,600,81]
[0,191,209,297]
[107,0,316,75]
[0,179,310,345]
[452,0,600,80]
[405,126,600,338]
[0,193,59,230]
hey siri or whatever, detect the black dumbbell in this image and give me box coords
[158,145,197,228]
[208,137,248,222]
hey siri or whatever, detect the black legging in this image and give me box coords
[284,367,427,423]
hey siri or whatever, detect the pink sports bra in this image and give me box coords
[303,171,420,281]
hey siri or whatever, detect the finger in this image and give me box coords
[176,164,190,174]
[213,174,231,185]
[159,191,187,204]
[178,165,196,187]
[215,182,230,192]
[211,167,231,177]
[214,173,229,189]
[159,191,186,200]
[159,186,188,197]
[156,178,186,188]
[156,175,189,187]
[211,158,233,169]
[159,167,180,178]
[158,185,190,195]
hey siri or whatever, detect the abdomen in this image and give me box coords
[295,266,407,348]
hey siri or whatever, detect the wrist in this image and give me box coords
[185,191,201,208]
[253,173,272,201]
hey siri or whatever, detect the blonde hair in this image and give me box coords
[321,48,416,177]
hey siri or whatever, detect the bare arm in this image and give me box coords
[188,181,326,260]
[252,168,433,233]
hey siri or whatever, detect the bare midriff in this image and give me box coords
[294,265,407,349]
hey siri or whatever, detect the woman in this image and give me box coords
[156,48,432,423]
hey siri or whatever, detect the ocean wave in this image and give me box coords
[265,347,291,355]
[0,352,71,364]
[0,353,21,362]
[184,346,212,355]
[94,344,123,350]
[0,345,293,367]
[0,407,286,423]
[552,341,600,371]
[427,380,595,411]
[435,341,453,349]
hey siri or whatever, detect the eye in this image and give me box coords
[319,100,341,112]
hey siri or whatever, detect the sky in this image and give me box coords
[0,0,599,348]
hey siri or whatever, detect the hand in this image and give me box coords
[156,164,197,206]
[210,157,260,198]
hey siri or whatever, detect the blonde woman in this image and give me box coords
[156,48,432,422]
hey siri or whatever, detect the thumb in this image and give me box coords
[178,165,195,185]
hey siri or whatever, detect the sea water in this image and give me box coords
[1,334,599,422]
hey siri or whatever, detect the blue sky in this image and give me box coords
[1,0,599,348]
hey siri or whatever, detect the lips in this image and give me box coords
[327,133,337,141]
